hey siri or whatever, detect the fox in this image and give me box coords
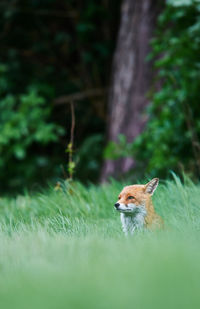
[114,178,163,235]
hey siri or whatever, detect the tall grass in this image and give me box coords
[0,176,200,308]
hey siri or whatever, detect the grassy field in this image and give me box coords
[0,175,200,309]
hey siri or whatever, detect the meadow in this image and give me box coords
[0,175,200,309]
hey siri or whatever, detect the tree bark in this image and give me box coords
[101,0,162,181]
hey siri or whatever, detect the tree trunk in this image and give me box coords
[101,0,162,181]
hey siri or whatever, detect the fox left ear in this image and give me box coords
[144,178,159,195]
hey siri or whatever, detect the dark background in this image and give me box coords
[1,0,200,193]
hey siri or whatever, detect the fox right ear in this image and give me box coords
[144,178,159,195]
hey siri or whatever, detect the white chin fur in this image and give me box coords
[119,205,147,235]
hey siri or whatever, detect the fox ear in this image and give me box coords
[144,178,159,195]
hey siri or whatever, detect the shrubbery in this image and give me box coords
[0,64,64,190]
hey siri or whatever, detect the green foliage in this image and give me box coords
[0,0,121,191]
[75,134,104,182]
[0,90,60,158]
[105,1,200,178]
[104,134,132,160]
[168,0,200,6]
[0,178,200,308]
[65,142,76,179]
[138,0,200,177]
[0,63,64,189]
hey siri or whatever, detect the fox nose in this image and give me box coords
[115,203,120,209]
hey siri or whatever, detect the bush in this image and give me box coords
[0,65,64,190]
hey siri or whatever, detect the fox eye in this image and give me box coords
[127,196,135,200]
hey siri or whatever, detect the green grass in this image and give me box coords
[0,176,200,308]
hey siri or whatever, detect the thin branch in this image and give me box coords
[18,8,77,18]
[0,6,78,18]
[67,101,75,180]
[54,88,107,105]
[70,101,75,151]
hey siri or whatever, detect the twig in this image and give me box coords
[0,6,78,18]
[67,101,75,180]
[70,100,75,157]
[56,88,106,180]
[54,88,107,105]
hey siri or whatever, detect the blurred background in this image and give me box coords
[1,0,200,193]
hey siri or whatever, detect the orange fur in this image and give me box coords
[116,179,163,231]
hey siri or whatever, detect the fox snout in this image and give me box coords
[114,203,120,209]
[114,202,138,213]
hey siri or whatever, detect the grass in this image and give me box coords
[0,175,200,308]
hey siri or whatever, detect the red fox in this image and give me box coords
[114,178,163,235]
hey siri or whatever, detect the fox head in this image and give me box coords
[114,178,159,213]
